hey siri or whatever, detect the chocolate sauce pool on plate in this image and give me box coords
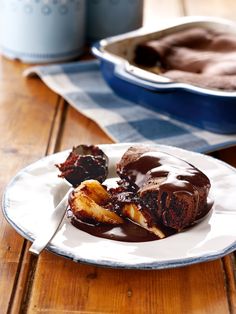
[70,215,176,242]
[70,200,212,242]
[71,217,160,242]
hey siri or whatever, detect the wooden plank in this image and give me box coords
[9,243,38,314]
[0,57,58,313]
[223,255,236,314]
[27,253,229,314]
[184,0,236,21]
[8,97,66,314]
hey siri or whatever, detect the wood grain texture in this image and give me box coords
[223,255,236,314]
[27,253,229,314]
[9,243,38,314]
[8,96,67,314]
[0,57,58,313]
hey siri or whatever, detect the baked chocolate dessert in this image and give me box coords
[56,145,108,187]
[58,145,212,241]
[134,27,236,90]
[116,146,212,231]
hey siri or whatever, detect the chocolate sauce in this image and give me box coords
[122,151,209,190]
[119,150,212,230]
[71,216,175,242]
[122,151,209,204]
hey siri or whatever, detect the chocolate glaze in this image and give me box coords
[117,148,212,230]
[122,151,209,193]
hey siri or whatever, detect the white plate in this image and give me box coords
[2,143,236,269]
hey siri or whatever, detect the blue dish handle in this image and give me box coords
[114,63,177,92]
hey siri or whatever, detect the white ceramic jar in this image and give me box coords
[0,0,86,63]
[86,0,144,41]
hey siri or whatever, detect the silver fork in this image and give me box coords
[29,189,71,255]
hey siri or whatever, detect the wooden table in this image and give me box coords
[1,1,236,313]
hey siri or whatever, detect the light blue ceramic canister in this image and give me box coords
[0,0,85,63]
[86,0,144,41]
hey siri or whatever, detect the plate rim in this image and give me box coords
[2,143,236,270]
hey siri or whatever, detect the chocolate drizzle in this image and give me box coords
[117,148,212,230]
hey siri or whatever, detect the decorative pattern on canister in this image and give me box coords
[0,0,85,63]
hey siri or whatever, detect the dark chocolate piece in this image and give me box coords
[56,144,108,187]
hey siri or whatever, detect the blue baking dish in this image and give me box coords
[92,16,236,134]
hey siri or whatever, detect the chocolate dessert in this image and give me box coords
[58,145,213,242]
[116,146,211,231]
[56,144,108,187]
[134,27,236,90]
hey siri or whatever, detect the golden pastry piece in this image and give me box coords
[69,180,165,238]
[69,180,123,225]
[122,204,165,239]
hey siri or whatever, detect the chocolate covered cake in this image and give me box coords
[116,146,211,231]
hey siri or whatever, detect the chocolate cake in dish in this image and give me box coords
[134,27,236,91]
